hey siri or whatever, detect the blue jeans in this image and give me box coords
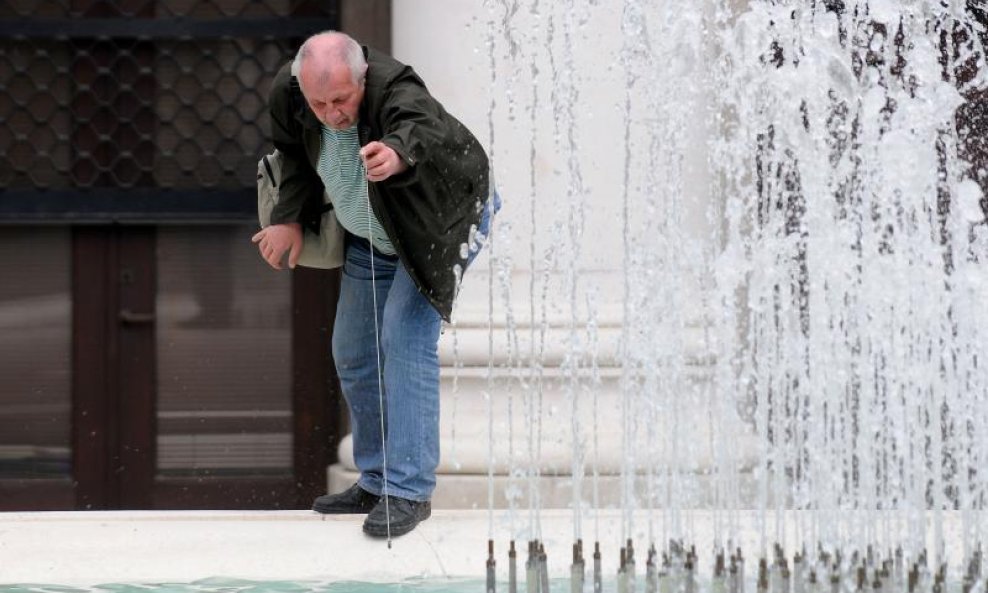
[332,194,498,501]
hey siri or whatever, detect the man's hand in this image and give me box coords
[360,141,409,182]
[252,222,303,270]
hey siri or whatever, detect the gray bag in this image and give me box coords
[257,149,344,269]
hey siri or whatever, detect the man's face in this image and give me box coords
[300,62,364,130]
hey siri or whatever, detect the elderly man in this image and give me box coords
[252,31,496,537]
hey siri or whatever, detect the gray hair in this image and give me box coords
[294,31,367,86]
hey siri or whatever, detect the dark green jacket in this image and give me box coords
[268,47,490,321]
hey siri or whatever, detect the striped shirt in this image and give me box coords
[317,123,395,255]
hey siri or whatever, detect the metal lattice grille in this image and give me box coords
[0,0,322,18]
[0,1,336,217]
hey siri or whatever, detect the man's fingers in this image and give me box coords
[260,250,277,270]
[288,239,302,269]
[359,142,382,158]
[365,155,396,181]
[256,242,272,263]
[255,223,301,270]
[363,151,387,170]
[265,249,283,270]
[361,142,393,169]
[360,142,405,183]
[262,240,287,269]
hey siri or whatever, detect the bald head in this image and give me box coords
[296,31,367,88]
[295,31,367,129]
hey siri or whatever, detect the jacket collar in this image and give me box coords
[358,45,371,127]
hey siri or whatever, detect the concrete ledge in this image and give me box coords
[0,509,622,586]
[0,510,980,586]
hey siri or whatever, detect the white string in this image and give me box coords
[365,174,392,547]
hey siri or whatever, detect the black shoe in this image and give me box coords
[312,483,380,514]
[362,496,432,537]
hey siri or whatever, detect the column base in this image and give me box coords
[326,462,760,509]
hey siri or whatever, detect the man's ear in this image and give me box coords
[291,54,301,77]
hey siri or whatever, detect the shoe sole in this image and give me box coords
[362,508,432,538]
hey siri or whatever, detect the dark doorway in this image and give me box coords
[0,0,397,511]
